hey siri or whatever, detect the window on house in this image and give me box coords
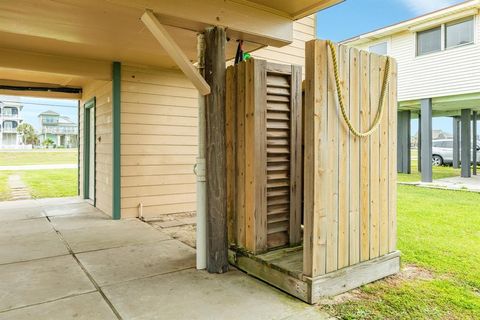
[445,17,474,48]
[369,42,388,55]
[417,26,441,56]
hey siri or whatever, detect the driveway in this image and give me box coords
[0,197,330,320]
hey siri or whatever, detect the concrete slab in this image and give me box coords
[0,255,95,312]
[77,240,195,286]
[59,220,171,253]
[36,196,83,206]
[0,199,38,210]
[50,211,112,232]
[0,218,53,237]
[0,230,69,265]
[103,268,319,320]
[43,202,98,217]
[0,206,45,221]
[0,292,117,320]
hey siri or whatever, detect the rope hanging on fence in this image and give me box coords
[326,40,391,138]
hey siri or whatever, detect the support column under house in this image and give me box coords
[453,117,460,169]
[420,99,432,182]
[461,109,472,178]
[417,112,421,173]
[397,110,411,174]
[204,26,229,274]
[473,111,478,176]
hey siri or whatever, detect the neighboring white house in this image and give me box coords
[38,110,78,148]
[342,0,480,180]
[0,101,24,148]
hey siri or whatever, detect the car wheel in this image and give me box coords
[432,155,443,166]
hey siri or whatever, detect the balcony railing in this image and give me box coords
[41,128,77,134]
[1,114,19,120]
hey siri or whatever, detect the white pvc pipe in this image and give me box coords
[195,33,207,270]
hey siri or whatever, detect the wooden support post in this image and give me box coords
[205,26,228,273]
[461,109,472,178]
[473,111,477,176]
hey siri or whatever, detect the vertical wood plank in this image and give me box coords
[235,61,246,248]
[369,54,381,260]
[359,50,370,262]
[349,47,361,266]
[337,44,350,269]
[303,40,328,277]
[245,59,268,253]
[326,41,339,273]
[245,59,256,252]
[205,27,228,273]
[389,61,398,253]
[290,64,303,246]
[226,66,236,244]
[379,55,389,256]
[253,59,268,252]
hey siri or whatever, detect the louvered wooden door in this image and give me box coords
[265,64,302,250]
[226,59,302,254]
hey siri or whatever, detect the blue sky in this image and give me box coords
[316,0,467,135]
[0,95,77,131]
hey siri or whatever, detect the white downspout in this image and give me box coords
[195,33,207,270]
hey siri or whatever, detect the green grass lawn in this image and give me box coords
[20,169,78,199]
[0,149,77,166]
[322,185,480,319]
[0,171,11,201]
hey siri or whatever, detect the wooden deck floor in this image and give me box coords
[256,246,303,279]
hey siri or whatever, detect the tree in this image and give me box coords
[42,138,55,149]
[16,123,39,146]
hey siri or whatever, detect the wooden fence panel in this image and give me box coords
[304,40,397,277]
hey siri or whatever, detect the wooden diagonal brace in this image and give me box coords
[141,9,211,96]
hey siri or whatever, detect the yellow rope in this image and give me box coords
[326,40,391,138]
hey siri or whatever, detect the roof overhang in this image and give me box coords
[0,0,341,95]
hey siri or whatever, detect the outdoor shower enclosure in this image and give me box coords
[226,40,400,304]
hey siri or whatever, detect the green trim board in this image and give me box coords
[83,97,96,202]
[112,61,121,220]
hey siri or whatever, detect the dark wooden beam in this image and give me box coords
[205,26,228,273]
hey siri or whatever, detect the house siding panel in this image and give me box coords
[252,16,316,71]
[80,80,113,217]
[353,13,480,102]
[120,65,198,219]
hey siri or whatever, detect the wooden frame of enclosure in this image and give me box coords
[228,40,400,304]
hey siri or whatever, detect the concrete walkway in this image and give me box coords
[0,164,76,171]
[403,175,480,192]
[0,197,330,320]
[7,175,31,200]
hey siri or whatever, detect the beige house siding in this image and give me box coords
[80,80,113,217]
[348,13,480,102]
[120,65,198,218]
[252,16,315,70]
